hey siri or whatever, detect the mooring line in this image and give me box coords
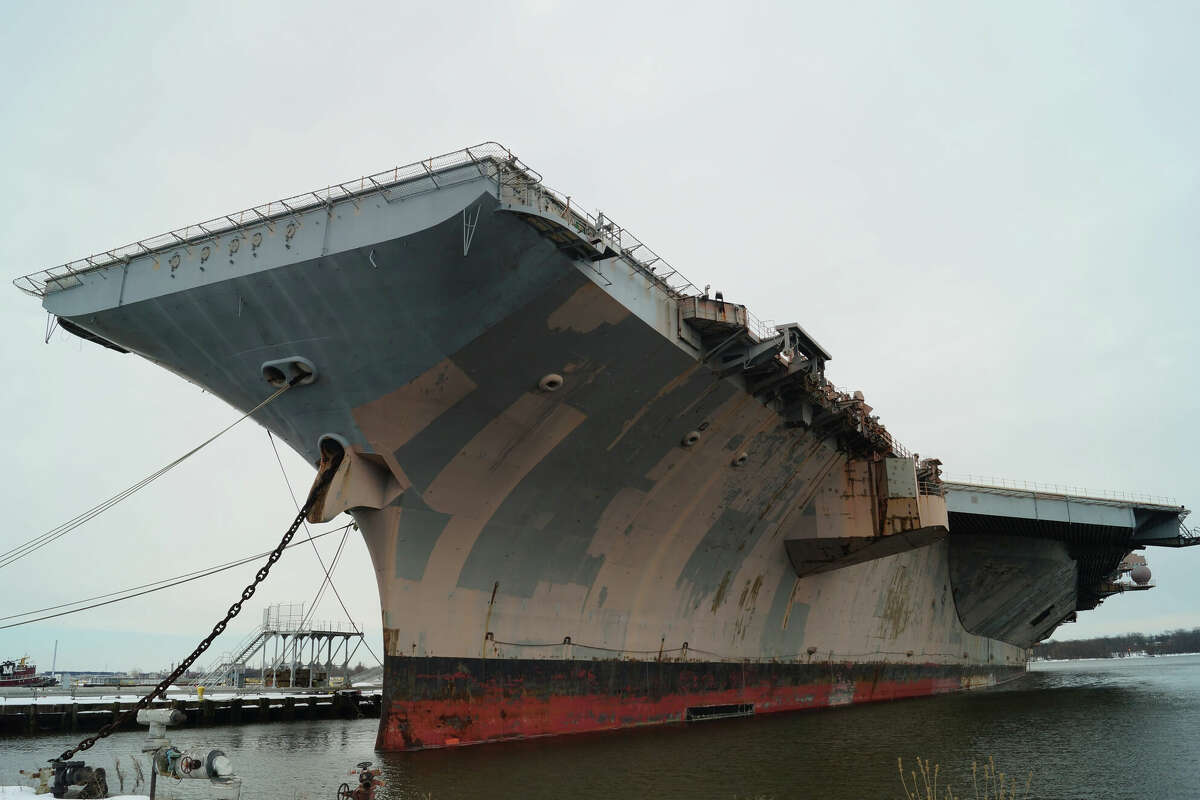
[53,428,344,763]
[266,431,384,668]
[0,524,352,629]
[1,380,296,571]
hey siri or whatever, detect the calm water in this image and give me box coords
[3,655,1198,799]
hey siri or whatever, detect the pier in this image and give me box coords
[0,686,381,736]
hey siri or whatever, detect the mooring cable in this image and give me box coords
[266,431,385,667]
[0,380,296,571]
[297,523,352,627]
[53,432,345,763]
[0,523,352,629]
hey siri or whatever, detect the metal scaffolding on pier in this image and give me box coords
[198,603,364,689]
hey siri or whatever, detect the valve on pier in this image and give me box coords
[154,746,233,780]
[49,760,108,799]
[337,760,383,799]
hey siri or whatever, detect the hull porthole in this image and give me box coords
[539,373,564,392]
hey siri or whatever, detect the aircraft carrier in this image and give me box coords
[16,143,1195,750]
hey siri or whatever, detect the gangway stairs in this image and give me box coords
[196,602,365,689]
[196,627,274,688]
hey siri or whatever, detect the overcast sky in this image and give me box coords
[2,1,1197,672]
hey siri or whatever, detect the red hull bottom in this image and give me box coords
[377,655,1024,750]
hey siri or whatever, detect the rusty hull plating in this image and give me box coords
[21,143,1186,751]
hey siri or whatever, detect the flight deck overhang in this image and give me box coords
[942,482,1194,645]
[943,483,1193,549]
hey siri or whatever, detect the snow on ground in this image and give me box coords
[0,688,380,705]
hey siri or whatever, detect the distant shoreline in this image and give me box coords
[1031,651,1200,664]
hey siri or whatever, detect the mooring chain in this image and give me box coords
[54,377,342,763]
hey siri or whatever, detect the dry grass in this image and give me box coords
[898,756,1032,800]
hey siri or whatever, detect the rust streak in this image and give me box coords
[771,449,847,540]
[780,578,802,631]
[482,581,499,658]
[711,570,733,613]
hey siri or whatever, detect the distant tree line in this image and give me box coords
[1034,627,1200,660]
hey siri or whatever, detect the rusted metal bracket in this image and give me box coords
[306,437,403,524]
[785,525,948,578]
